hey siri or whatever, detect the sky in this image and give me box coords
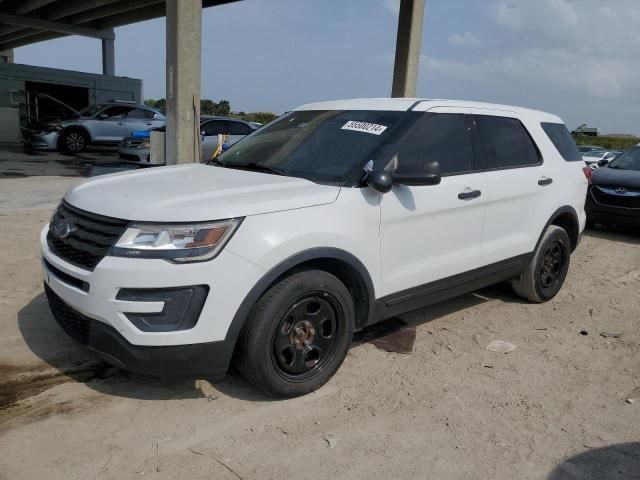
[14,0,640,134]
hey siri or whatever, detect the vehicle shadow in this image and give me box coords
[585,224,640,245]
[16,284,521,403]
[548,443,640,480]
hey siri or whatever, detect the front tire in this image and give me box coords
[61,129,89,154]
[236,270,355,398]
[512,225,571,303]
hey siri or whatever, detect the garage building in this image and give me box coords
[0,61,142,143]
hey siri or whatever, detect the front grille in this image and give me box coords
[44,283,93,345]
[47,201,128,271]
[119,152,146,162]
[591,185,640,209]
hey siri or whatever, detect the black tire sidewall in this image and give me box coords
[238,270,355,397]
[532,228,571,301]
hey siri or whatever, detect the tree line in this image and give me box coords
[144,98,278,125]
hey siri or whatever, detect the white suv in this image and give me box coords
[41,98,588,397]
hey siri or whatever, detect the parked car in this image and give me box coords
[582,150,618,168]
[41,98,587,397]
[118,117,258,165]
[585,144,640,228]
[30,102,166,154]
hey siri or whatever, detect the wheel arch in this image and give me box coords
[538,206,581,252]
[225,247,376,343]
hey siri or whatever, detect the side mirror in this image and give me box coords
[597,159,609,167]
[393,160,442,187]
[367,170,394,194]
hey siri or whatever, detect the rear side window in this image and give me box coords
[541,122,582,161]
[396,113,473,175]
[475,115,541,169]
[228,121,251,135]
[202,120,228,136]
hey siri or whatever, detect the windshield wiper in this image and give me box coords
[224,162,285,176]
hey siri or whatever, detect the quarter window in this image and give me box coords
[475,115,541,169]
[228,121,251,135]
[396,113,473,175]
[541,122,581,162]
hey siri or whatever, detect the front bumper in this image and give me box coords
[586,188,640,227]
[45,283,234,377]
[22,130,60,150]
[40,225,266,376]
[118,143,157,165]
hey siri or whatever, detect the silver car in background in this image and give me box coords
[118,116,258,165]
[25,101,165,154]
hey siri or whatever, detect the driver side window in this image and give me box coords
[396,113,473,176]
[100,106,130,119]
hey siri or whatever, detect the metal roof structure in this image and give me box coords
[0,0,237,51]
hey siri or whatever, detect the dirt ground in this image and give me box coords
[0,176,639,480]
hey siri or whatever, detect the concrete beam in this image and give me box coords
[101,36,114,76]
[0,13,115,39]
[391,0,425,98]
[165,0,202,165]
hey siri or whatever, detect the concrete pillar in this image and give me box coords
[0,48,13,63]
[391,0,425,98]
[101,37,115,76]
[165,0,202,165]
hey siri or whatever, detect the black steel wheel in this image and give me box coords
[236,270,355,397]
[272,293,342,381]
[539,240,565,295]
[512,225,571,303]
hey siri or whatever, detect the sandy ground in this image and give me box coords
[0,176,639,480]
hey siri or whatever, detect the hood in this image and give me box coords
[592,166,640,190]
[64,164,340,222]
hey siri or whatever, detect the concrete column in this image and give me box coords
[391,0,425,98]
[101,37,115,76]
[0,48,14,63]
[165,0,202,165]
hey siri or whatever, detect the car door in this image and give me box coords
[125,108,158,135]
[91,106,129,142]
[471,109,552,266]
[200,119,228,161]
[380,108,487,298]
[227,120,252,145]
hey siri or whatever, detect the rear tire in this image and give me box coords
[512,225,571,303]
[236,270,355,398]
[61,129,89,154]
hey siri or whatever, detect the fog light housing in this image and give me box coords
[116,285,208,332]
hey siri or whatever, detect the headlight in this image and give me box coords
[111,218,243,263]
[138,140,151,149]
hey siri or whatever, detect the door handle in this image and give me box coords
[117,122,124,126]
[458,189,482,200]
[145,122,153,125]
[538,177,553,186]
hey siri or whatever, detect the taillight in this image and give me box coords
[582,166,592,184]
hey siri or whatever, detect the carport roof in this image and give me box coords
[0,0,238,51]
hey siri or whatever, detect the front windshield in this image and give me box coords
[216,110,409,184]
[78,104,105,117]
[608,147,640,171]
